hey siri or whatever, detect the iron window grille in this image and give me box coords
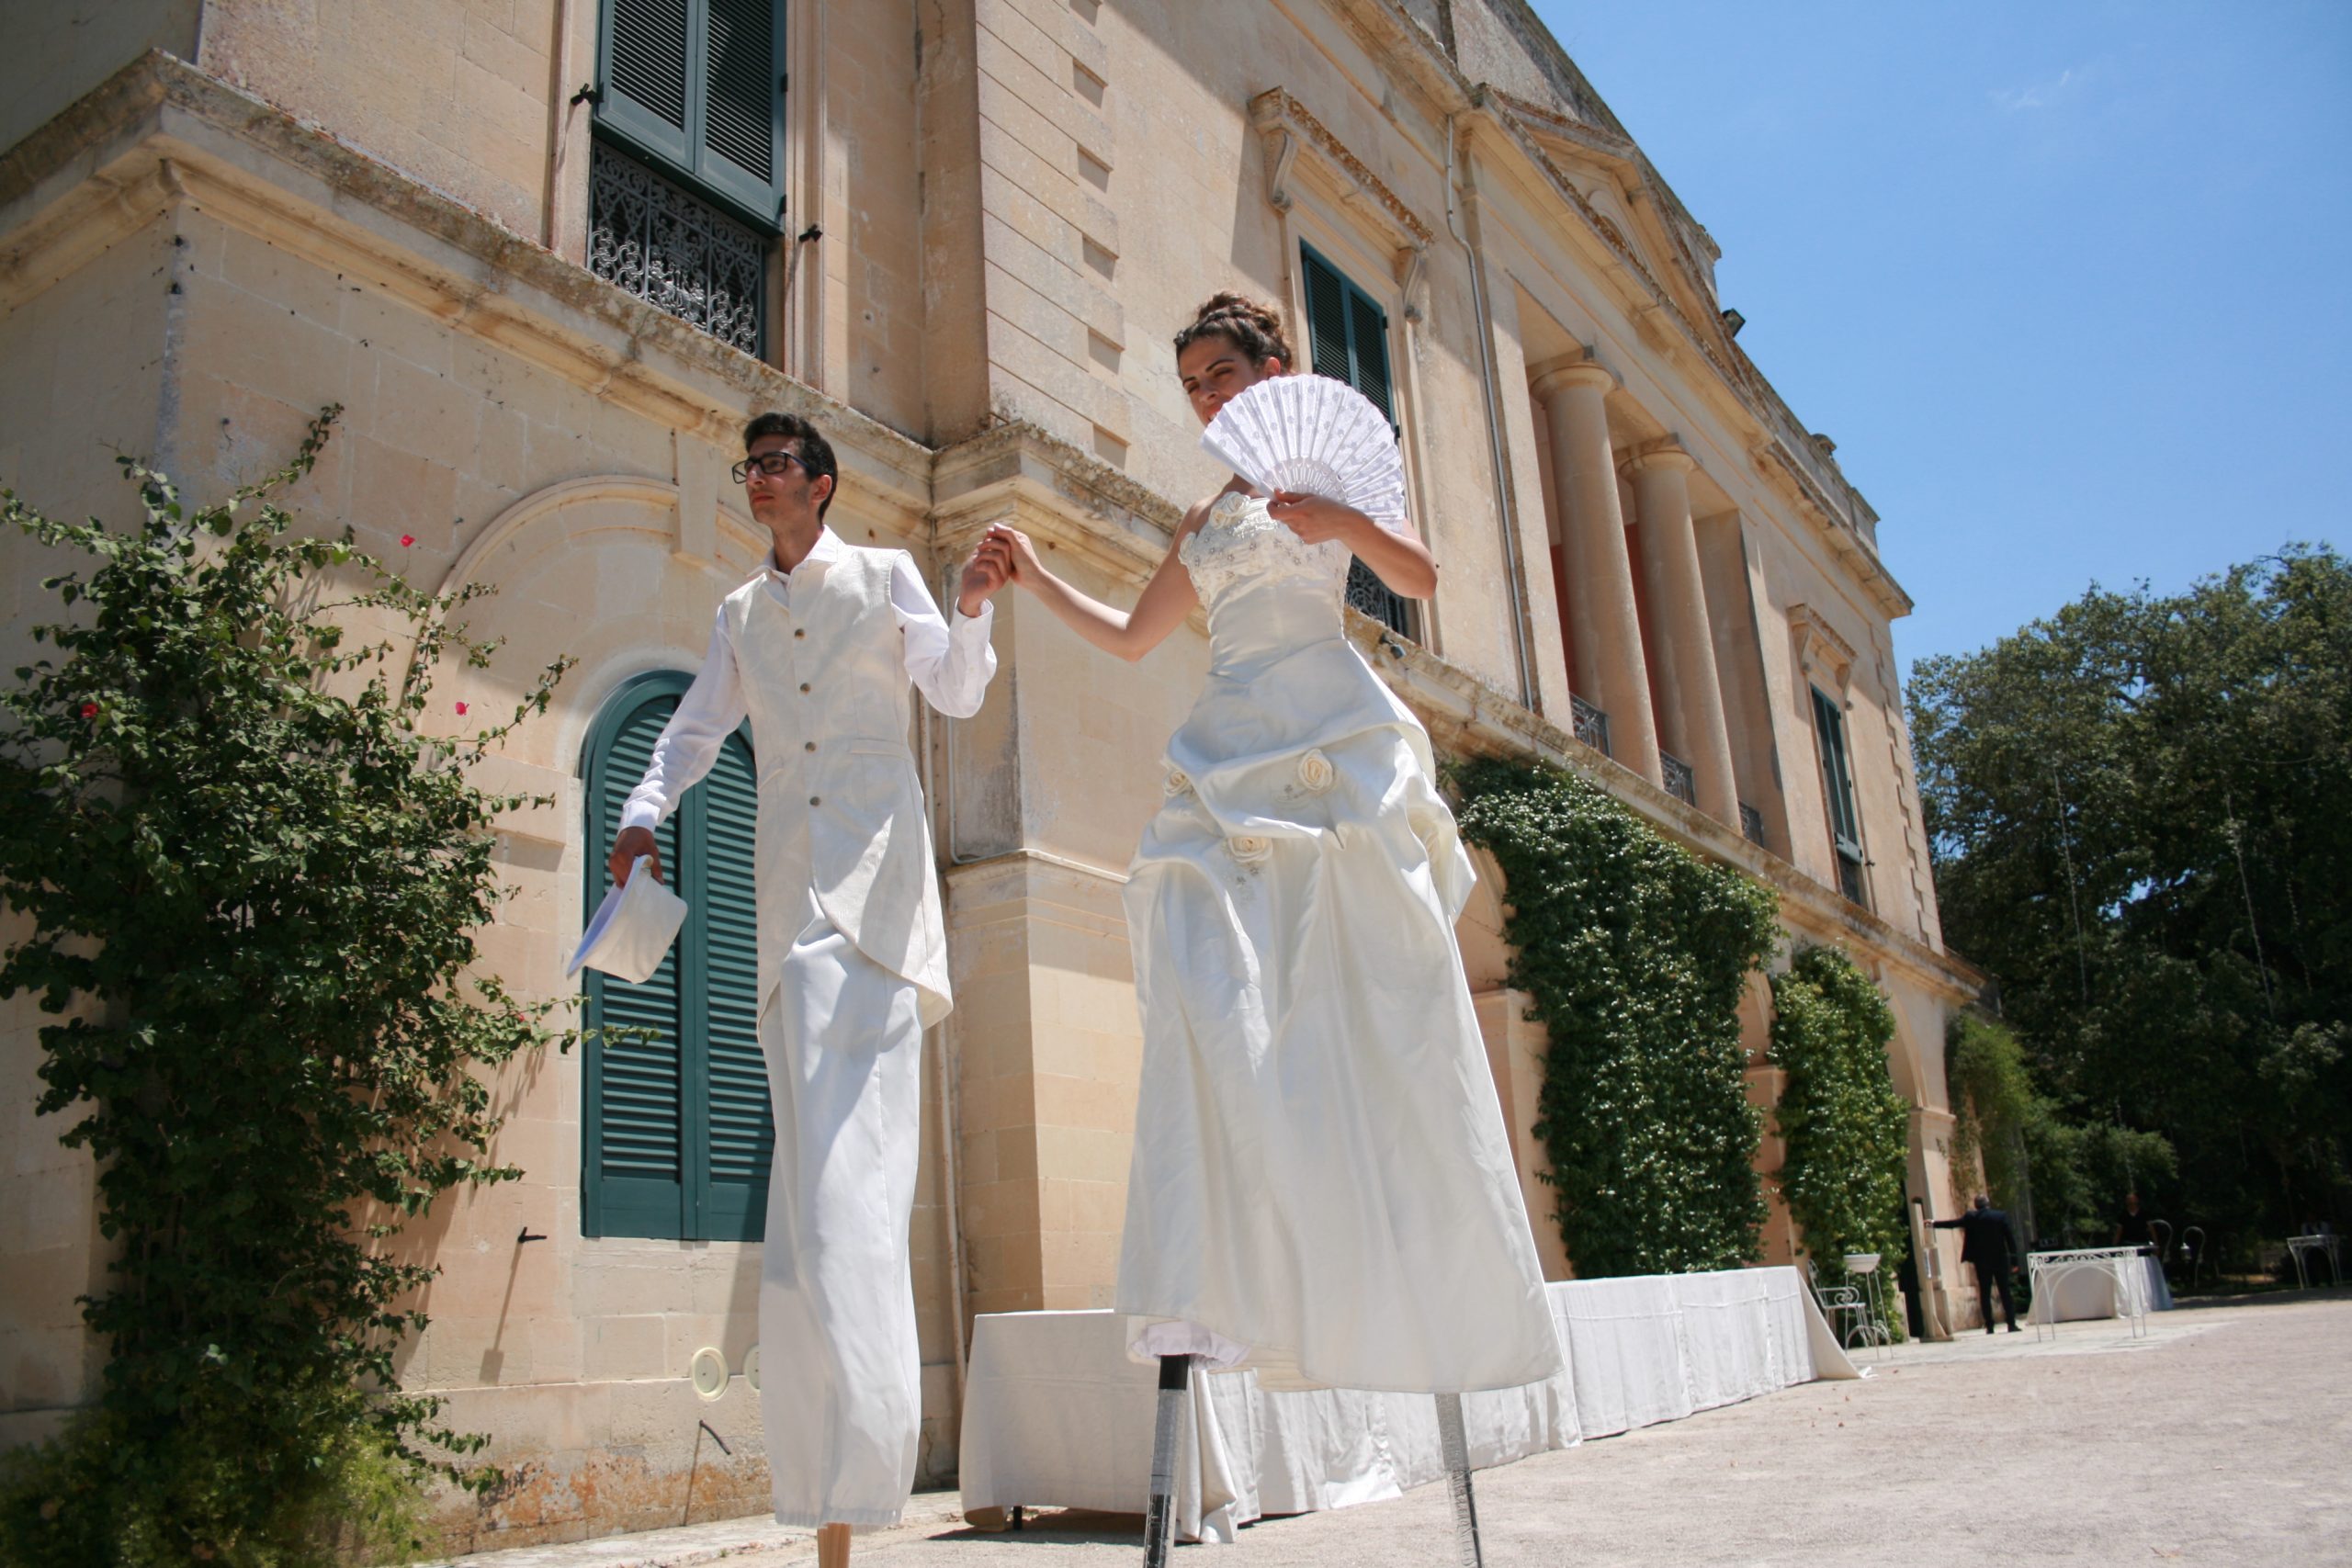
[1739,802,1769,850]
[1661,750,1698,807]
[589,141,768,357]
[1346,561,1414,636]
[1570,694,1611,758]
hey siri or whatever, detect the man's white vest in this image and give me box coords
[719,547,952,1026]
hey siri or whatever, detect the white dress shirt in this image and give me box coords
[621,528,995,832]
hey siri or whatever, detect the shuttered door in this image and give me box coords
[1299,243,1412,636]
[596,0,787,233]
[698,728,773,1241]
[584,682,692,1237]
[582,671,774,1240]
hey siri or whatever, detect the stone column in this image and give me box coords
[1529,358,1660,783]
[1624,440,1739,824]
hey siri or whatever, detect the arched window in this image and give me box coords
[580,671,774,1241]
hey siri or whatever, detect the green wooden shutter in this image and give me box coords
[1812,685,1867,903]
[597,0,787,233]
[1301,248,1355,384]
[582,671,774,1241]
[583,680,692,1238]
[1299,243,1412,636]
[1347,288,1395,423]
[697,728,773,1242]
[600,0,695,169]
[1299,243,1396,423]
[1812,686,1861,852]
[695,0,787,224]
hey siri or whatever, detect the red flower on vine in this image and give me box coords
[454,702,469,716]
[80,702,97,719]
[400,534,415,547]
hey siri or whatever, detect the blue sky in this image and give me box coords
[1529,2,2352,682]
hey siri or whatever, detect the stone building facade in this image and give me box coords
[0,0,1983,1548]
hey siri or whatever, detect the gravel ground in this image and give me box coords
[435,1288,2352,1568]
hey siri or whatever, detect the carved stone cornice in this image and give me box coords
[1250,87,1435,247]
[1249,86,1432,320]
[1787,604,1859,690]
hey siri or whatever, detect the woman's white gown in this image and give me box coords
[1113,492,1566,1395]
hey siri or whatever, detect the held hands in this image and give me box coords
[957,536,1013,617]
[1266,491,1371,547]
[608,826,662,890]
[974,525,1041,592]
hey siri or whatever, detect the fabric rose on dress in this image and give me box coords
[1227,834,1272,866]
[1164,768,1193,797]
[1295,749,1335,793]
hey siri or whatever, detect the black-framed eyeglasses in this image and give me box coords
[731,451,808,484]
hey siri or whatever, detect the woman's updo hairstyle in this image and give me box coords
[1173,292,1295,374]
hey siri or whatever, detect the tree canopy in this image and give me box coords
[1909,545,2350,1250]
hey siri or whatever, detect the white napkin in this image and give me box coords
[567,856,689,985]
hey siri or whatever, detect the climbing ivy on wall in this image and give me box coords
[1767,945,1911,1287]
[1456,757,1779,1277]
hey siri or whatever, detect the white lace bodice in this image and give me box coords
[1178,491,1351,605]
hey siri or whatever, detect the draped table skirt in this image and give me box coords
[957,1267,1858,1544]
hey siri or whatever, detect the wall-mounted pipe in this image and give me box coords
[1442,114,1537,715]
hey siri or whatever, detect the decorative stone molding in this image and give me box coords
[1526,352,1616,402]
[1787,604,1859,691]
[1618,435,1696,478]
[1249,86,1433,320]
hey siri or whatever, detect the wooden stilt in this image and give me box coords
[1142,1353,1192,1566]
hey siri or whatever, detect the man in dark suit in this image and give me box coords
[1934,1195,2021,1333]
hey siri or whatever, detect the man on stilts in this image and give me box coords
[609,412,1005,1568]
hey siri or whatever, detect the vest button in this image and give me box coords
[795,628,806,638]
[804,740,816,752]
[798,682,811,694]
[808,795,820,807]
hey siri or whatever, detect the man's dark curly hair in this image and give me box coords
[744,410,838,519]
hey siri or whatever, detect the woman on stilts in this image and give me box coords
[977,294,1565,1563]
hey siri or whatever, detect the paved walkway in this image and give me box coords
[429,1289,2352,1567]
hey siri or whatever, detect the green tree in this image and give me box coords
[1768,946,1910,1297]
[0,416,573,1566]
[1946,1013,2176,1250]
[1456,757,1779,1276]
[1910,546,2350,1251]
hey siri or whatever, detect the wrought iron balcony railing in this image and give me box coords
[1660,750,1698,807]
[1569,694,1611,758]
[1739,802,1769,849]
[1346,558,1413,638]
[588,141,768,357]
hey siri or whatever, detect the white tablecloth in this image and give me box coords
[2039,1251,2175,1321]
[957,1267,1853,1543]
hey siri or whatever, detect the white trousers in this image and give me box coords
[758,887,925,1529]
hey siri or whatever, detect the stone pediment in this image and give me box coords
[1489,89,1727,350]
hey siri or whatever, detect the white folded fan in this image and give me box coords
[567,856,688,986]
[1197,372,1406,534]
